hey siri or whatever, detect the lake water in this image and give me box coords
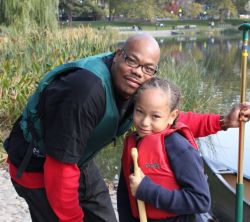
[96,33,250,180]
[157,34,250,177]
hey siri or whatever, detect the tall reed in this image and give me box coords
[159,58,221,113]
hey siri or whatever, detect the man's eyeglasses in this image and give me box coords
[121,49,158,76]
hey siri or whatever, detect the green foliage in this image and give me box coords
[59,0,82,16]
[59,0,104,20]
[108,0,131,20]
[81,1,104,20]
[186,2,203,19]
[158,59,220,113]
[124,0,150,20]
[0,0,59,31]
[234,0,249,14]
[107,0,167,22]
[205,0,237,21]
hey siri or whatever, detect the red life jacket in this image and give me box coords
[122,122,198,220]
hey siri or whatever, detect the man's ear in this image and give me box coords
[113,48,122,62]
[116,48,123,56]
[168,109,179,125]
[116,48,122,53]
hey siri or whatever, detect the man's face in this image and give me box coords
[111,39,160,98]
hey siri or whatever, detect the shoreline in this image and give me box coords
[119,29,173,37]
[0,164,118,222]
[118,26,233,38]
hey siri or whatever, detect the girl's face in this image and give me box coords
[133,88,179,137]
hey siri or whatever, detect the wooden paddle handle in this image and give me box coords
[131,148,147,222]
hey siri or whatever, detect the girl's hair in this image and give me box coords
[134,77,181,111]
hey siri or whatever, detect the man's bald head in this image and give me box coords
[123,34,160,62]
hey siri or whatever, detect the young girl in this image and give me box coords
[117,77,211,222]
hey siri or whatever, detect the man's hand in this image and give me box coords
[223,102,250,130]
[239,102,250,121]
[129,168,145,196]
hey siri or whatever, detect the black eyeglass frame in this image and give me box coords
[121,49,158,76]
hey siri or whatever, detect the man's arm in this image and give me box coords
[44,156,84,222]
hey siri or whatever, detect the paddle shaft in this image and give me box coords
[238,30,248,184]
[235,23,250,222]
[131,148,147,222]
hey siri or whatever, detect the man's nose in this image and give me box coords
[131,65,144,78]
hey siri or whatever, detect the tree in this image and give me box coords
[59,0,83,25]
[126,0,157,21]
[59,0,104,24]
[106,0,176,21]
[186,2,203,19]
[0,0,59,30]
[109,0,168,22]
[217,0,237,21]
[234,0,250,14]
[107,0,128,21]
[204,0,237,22]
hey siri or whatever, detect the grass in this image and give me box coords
[67,18,246,31]
[159,58,220,113]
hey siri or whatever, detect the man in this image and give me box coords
[4,33,250,222]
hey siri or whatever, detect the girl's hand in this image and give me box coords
[129,168,145,196]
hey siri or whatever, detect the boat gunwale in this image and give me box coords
[203,156,250,205]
